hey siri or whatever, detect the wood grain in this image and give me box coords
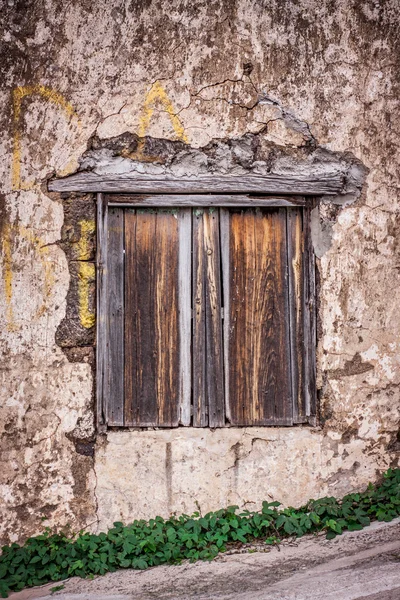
[192,210,207,427]
[49,171,344,195]
[203,210,225,427]
[225,208,292,426]
[220,209,231,423]
[106,207,125,426]
[303,205,317,422]
[192,209,225,427]
[107,194,307,207]
[287,208,306,423]
[124,209,181,426]
[178,209,192,426]
[123,209,138,426]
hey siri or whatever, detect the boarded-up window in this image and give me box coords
[99,200,316,428]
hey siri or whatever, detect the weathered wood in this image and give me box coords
[98,201,316,430]
[178,209,192,426]
[192,209,225,427]
[123,209,138,426]
[125,209,181,426]
[96,193,107,429]
[287,208,306,423]
[220,209,231,423]
[204,210,225,427]
[192,210,207,427]
[107,194,307,207]
[134,210,157,426]
[225,208,293,426]
[49,171,344,195]
[106,207,125,426]
[303,204,317,422]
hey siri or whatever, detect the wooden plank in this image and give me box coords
[287,208,306,423]
[107,194,307,207]
[106,207,125,426]
[49,171,344,195]
[227,208,293,426]
[204,210,225,427]
[96,193,107,430]
[127,209,181,426]
[220,209,231,423]
[124,209,138,426]
[303,204,317,422]
[192,210,207,427]
[155,211,181,426]
[134,210,157,425]
[178,209,192,426]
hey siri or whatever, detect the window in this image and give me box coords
[97,195,316,428]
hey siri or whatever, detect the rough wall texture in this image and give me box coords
[1,0,399,544]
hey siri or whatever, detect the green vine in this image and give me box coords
[1,468,399,598]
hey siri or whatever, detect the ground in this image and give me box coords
[9,518,400,600]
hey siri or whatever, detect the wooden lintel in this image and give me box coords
[48,171,344,195]
[107,194,307,207]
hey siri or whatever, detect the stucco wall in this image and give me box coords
[1,0,399,544]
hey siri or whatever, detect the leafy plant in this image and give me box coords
[0,468,399,598]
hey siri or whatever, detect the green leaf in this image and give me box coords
[221,524,230,534]
[0,565,7,579]
[276,515,286,528]
[166,528,176,542]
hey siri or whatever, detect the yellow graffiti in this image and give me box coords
[77,220,96,261]
[77,220,96,329]
[2,223,55,332]
[78,262,96,329]
[2,227,15,331]
[135,81,188,157]
[12,85,80,191]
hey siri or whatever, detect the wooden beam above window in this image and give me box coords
[48,171,344,195]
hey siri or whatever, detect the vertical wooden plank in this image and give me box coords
[135,210,157,425]
[265,208,292,425]
[192,209,207,427]
[193,209,225,427]
[155,210,180,426]
[127,209,181,426]
[287,207,306,423]
[106,207,125,426]
[220,209,231,423]
[227,208,292,426]
[204,209,225,427]
[96,193,107,430]
[178,209,192,426]
[303,204,317,422]
[124,209,137,426]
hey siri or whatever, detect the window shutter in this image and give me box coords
[192,209,225,427]
[221,208,293,426]
[105,207,191,427]
[101,200,316,428]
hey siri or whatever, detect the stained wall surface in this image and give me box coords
[0,0,399,544]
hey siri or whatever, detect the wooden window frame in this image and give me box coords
[96,193,317,431]
[48,172,337,430]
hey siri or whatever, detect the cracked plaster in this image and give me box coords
[1,0,400,543]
